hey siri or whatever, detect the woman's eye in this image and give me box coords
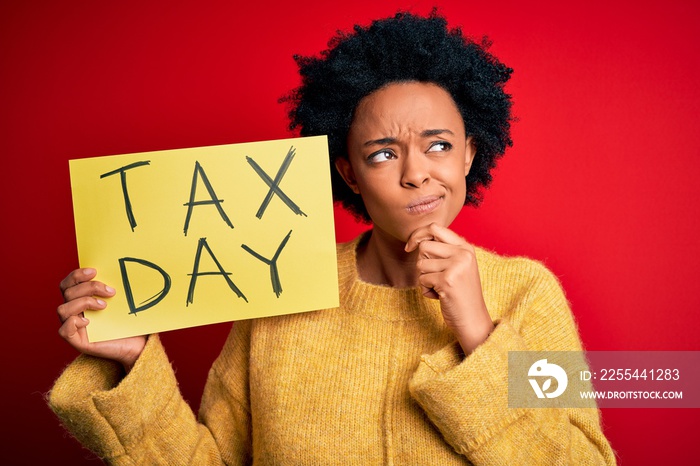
[427,141,452,153]
[367,150,395,163]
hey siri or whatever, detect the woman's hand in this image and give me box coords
[405,223,494,355]
[57,268,146,372]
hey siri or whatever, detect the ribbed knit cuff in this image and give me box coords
[409,320,528,456]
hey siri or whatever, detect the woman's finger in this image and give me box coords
[405,223,466,252]
[415,240,469,260]
[62,280,115,303]
[58,314,90,351]
[417,271,442,299]
[59,268,96,294]
[57,296,107,323]
[416,256,450,274]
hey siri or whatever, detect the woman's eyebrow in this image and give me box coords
[420,129,454,137]
[363,129,454,147]
[364,137,396,147]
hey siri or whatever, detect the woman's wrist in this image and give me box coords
[118,336,148,374]
[453,317,495,356]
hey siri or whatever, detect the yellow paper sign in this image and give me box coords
[70,136,339,342]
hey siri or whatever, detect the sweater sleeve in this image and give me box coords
[48,325,252,466]
[408,260,617,466]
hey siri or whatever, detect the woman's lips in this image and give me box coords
[406,195,443,215]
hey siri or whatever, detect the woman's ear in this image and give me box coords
[464,137,476,176]
[334,157,360,194]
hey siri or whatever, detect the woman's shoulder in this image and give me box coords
[474,246,566,308]
[475,246,557,279]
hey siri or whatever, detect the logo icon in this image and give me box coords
[528,359,568,398]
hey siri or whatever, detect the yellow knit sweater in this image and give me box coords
[49,234,616,465]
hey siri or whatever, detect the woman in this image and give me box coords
[50,12,616,465]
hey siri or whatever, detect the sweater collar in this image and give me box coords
[336,232,443,322]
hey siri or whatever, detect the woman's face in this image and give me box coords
[337,81,475,243]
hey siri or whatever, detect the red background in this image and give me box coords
[2,0,698,464]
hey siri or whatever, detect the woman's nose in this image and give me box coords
[400,151,430,188]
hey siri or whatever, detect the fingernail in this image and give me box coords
[81,317,89,323]
[96,299,106,306]
[105,286,115,294]
[84,268,96,276]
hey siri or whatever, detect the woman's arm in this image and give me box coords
[50,270,253,465]
[408,253,617,465]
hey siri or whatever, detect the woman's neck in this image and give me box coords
[356,229,419,288]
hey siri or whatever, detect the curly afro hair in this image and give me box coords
[284,10,513,223]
